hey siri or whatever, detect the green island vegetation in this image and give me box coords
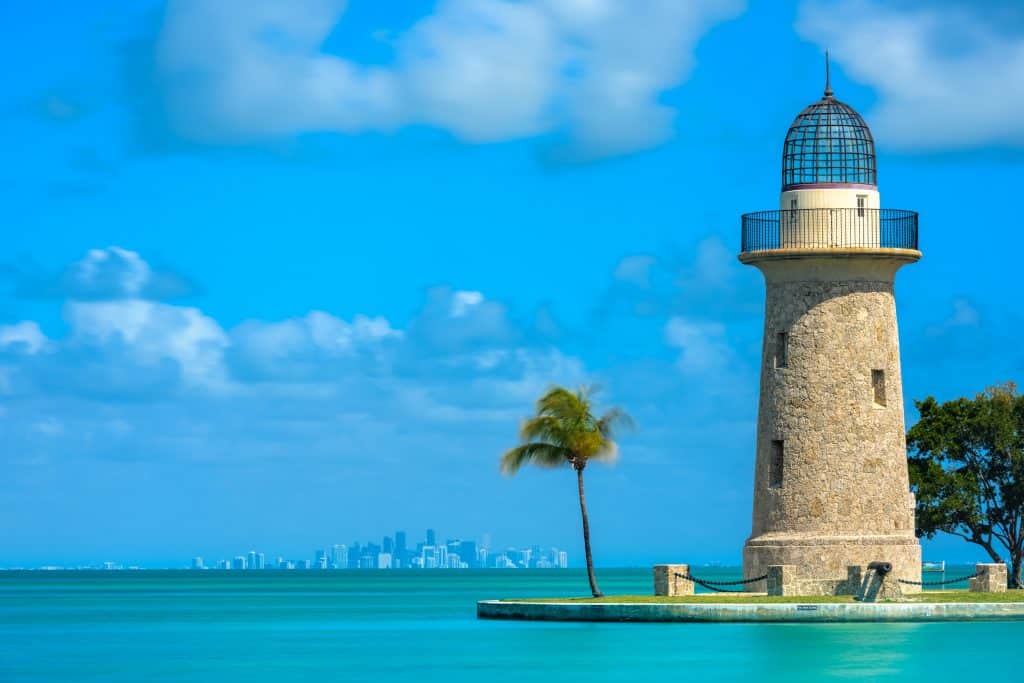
[908,382,1024,589]
[502,591,1024,604]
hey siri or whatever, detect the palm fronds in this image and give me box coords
[500,385,632,474]
[500,442,571,475]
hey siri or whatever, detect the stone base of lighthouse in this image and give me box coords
[744,534,921,595]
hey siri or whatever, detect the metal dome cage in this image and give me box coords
[782,96,876,190]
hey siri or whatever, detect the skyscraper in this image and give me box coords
[393,532,408,568]
[348,543,361,569]
[437,544,448,568]
[247,551,257,570]
[191,557,204,570]
[459,541,477,569]
[426,529,436,546]
[332,544,348,569]
[315,550,328,569]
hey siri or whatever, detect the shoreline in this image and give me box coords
[478,598,1024,623]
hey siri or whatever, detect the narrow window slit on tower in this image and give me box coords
[769,440,784,488]
[775,332,788,368]
[856,194,867,217]
[872,369,886,406]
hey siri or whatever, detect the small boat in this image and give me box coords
[922,561,945,572]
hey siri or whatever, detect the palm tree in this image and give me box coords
[501,386,631,598]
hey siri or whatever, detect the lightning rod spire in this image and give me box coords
[824,49,833,97]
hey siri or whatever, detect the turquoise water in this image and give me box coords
[0,568,1018,681]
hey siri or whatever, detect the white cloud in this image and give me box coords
[71,247,151,297]
[157,0,402,142]
[602,236,759,321]
[925,297,981,337]
[65,300,229,388]
[5,250,591,432]
[311,312,401,347]
[664,316,732,375]
[613,255,656,287]
[0,321,48,354]
[16,246,193,301]
[410,286,515,349]
[450,290,484,318]
[482,347,586,402]
[235,311,400,358]
[946,299,980,328]
[688,237,732,289]
[228,310,401,381]
[797,0,1024,149]
[398,347,586,422]
[154,0,744,155]
[544,0,746,156]
[400,0,560,142]
[32,417,64,437]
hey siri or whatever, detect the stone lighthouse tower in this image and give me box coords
[740,60,921,593]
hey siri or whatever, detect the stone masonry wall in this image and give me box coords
[742,254,922,592]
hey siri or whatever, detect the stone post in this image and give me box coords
[857,564,903,602]
[653,564,694,597]
[766,565,797,596]
[969,563,1008,593]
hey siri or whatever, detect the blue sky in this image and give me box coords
[1,0,1023,567]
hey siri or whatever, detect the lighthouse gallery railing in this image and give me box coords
[741,208,918,253]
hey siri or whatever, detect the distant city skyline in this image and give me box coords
[192,527,571,571]
[2,529,571,571]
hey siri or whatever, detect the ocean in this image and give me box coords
[0,567,1017,681]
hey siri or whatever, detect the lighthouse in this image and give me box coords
[740,58,922,593]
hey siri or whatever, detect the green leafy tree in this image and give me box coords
[907,382,1024,589]
[501,386,631,597]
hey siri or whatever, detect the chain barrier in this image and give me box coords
[677,568,984,592]
[680,569,985,592]
[897,569,984,587]
[675,572,769,593]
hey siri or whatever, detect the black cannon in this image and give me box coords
[867,561,893,576]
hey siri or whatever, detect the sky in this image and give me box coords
[1,0,1023,568]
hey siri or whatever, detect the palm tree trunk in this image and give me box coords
[575,465,602,597]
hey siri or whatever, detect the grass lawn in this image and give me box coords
[503,590,1024,604]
